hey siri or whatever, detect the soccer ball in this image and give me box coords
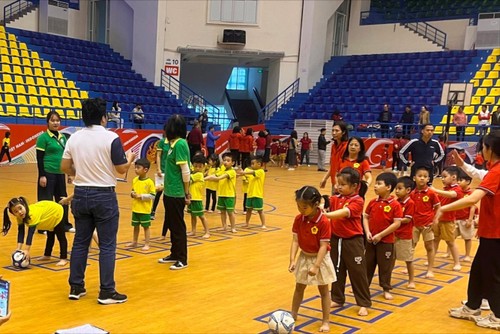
[12,250,30,268]
[268,311,295,334]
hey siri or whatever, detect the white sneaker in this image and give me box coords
[461,299,490,311]
[287,168,295,171]
[449,305,480,321]
[476,314,500,330]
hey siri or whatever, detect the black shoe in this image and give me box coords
[158,255,177,263]
[69,286,87,300]
[317,169,326,172]
[169,261,188,270]
[97,290,128,305]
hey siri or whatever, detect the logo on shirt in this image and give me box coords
[354,256,362,264]
[311,226,318,235]
[422,196,429,202]
[383,205,391,213]
[353,163,360,169]
[385,251,392,259]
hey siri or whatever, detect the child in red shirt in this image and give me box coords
[410,167,441,278]
[454,171,476,262]
[394,176,416,289]
[325,167,371,316]
[431,166,463,271]
[270,138,279,166]
[289,186,336,333]
[278,141,288,168]
[363,172,403,300]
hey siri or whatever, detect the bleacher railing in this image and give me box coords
[160,69,226,127]
[2,0,38,25]
[261,78,300,122]
[403,21,447,49]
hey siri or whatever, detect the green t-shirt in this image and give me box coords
[156,137,167,173]
[164,138,190,198]
[36,130,67,174]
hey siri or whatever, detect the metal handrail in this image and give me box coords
[3,0,38,25]
[403,21,447,48]
[261,78,300,121]
[160,69,227,128]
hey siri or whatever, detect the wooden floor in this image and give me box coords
[0,163,485,333]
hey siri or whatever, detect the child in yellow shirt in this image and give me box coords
[188,154,210,238]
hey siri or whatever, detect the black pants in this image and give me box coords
[456,126,465,141]
[189,144,201,161]
[392,152,399,170]
[380,123,390,138]
[241,152,250,170]
[365,242,395,291]
[330,235,372,307]
[465,238,500,317]
[152,190,163,214]
[300,149,310,165]
[0,147,11,162]
[230,149,240,166]
[37,172,71,228]
[163,196,187,264]
[205,189,216,211]
[44,221,68,259]
[207,147,215,156]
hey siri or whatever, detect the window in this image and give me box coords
[209,0,258,24]
[205,105,231,130]
[226,67,248,90]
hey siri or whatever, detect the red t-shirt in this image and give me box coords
[255,137,266,150]
[229,133,241,150]
[410,187,440,227]
[365,196,403,243]
[239,135,253,153]
[438,184,463,222]
[329,140,348,185]
[338,159,371,178]
[395,196,415,240]
[300,138,312,150]
[456,188,474,220]
[292,210,331,253]
[271,142,279,155]
[477,161,500,238]
[329,193,364,238]
[392,138,405,153]
[278,144,288,154]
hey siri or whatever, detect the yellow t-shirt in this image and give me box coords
[247,168,265,199]
[206,167,219,191]
[132,177,156,214]
[242,167,253,193]
[217,168,236,197]
[2,138,10,148]
[190,171,205,201]
[18,201,63,231]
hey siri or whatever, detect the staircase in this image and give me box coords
[401,21,447,49]
[1,0,38,25]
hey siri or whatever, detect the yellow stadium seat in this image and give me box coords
[7,34,15,42]
[471,96,481,104]
[6,106,16,116]
[22,58,32,67]
[2,74,13,83]
[476,88,487,96]
[29,96,40,106]
[16,85,27,95]
[62,99,73,108]
[492,49,500,56]
[73,99,82,109]
[8,41,17,49]
[17,95,28,105]
[28,86,38,96]
[31,51,39,59]
[70,90,80,99]
[486,55,497,63]
[80,91,89,99]
[18,42,27,50]
[24,67,33,76]
[32,59,41,67]
[44,69,54,78]
[3,84,14,93]
[49,87,59,96]
[1,55,9,63]
[13,75,24,85]
[0,32,5,39]
[1,64,12,73]
[0,40,7,48]
[25,76,35,86]
[474,71,485,79]
[20,50,29,58]
[40,97,51,106]
[10,56,20,65]
[52,98,62,107]
[464,106,475,114]
[36,77,46,86]
[481,79,493,87]
[491,88,500,96]
[54,71,64,79]
[0,48,8,56]
[9,48,19,57]
[56,79,66,88]
[4,94,16,104]
[18,106,31,117]
[494,64,500,71]
[480,63,492,71]
[60,89,69,98]
[0,26,5,32]
[33,107,43,118]
[488,71,499,79]
[34,68,44,76]
[46,78,57,87]
[42,60,51,68]
[67,81,76,89]
[39,87,49,96]
[12,65,22,75]
[484,96,497,105]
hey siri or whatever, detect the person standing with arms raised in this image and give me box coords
[320,122,349,193]
[61,98,135,304]
[399,123,445,185]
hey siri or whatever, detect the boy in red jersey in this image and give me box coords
[410,167,440,278]
[394,176,416,289]
[455,171,476,262]
[431,166,463,271]
[363,172,403,300]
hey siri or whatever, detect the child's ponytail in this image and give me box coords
[359,181,368,200]
[2,207,11,236]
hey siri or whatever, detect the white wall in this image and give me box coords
[6,9,38,31]
[347,1,470,54]
[180,63,233,104]
[68,1,88,40]
[109,0,134,60]
[297,0,343,91]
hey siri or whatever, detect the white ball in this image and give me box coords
[268,311,295,334]
[12,250,30,268]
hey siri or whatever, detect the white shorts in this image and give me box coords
[456,219,474,240]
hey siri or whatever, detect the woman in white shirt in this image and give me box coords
[478,105,490,137]
[108,101,124,129]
